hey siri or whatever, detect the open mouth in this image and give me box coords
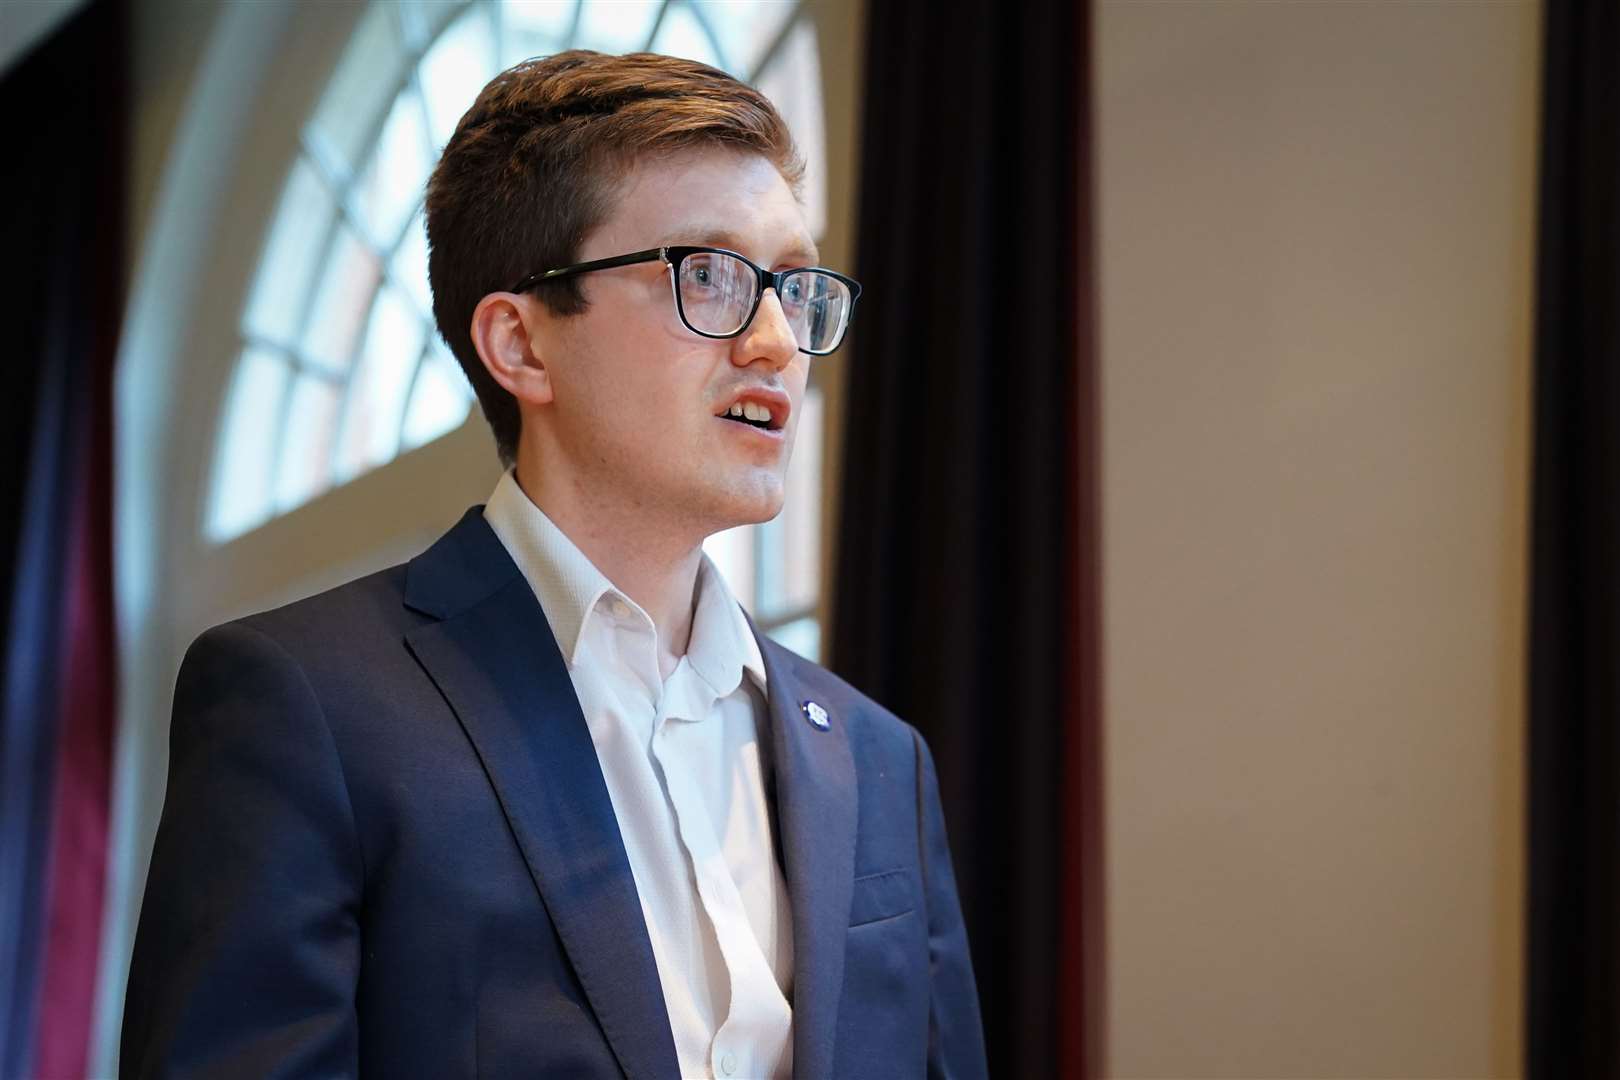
[714,399,785,433]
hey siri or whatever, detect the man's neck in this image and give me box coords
[511,461,704,683]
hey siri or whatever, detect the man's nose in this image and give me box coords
[732,288,798,370]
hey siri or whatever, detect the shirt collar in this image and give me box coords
[685,552,768,698]
[482,468,766,696]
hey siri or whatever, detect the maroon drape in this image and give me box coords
[0,1,125,1075]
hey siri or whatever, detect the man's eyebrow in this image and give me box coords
[658,228,821,266]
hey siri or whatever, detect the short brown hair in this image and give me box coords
[425,50,805,467]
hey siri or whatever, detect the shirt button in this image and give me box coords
[719,1052,736,1075]
[610,598,631,620]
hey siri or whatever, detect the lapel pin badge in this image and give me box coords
[801,700,831,731]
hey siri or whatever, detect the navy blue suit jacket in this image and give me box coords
[121,509,986,1078]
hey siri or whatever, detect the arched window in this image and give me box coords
[208,0,831,656]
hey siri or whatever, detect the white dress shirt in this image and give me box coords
[483,469,794,1080]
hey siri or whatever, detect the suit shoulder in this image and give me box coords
[189,563,415,669]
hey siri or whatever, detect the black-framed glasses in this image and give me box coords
[509,245,862,356]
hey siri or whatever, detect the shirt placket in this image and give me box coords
[652,682,792,1079]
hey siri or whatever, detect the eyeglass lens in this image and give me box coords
[676,251,851,353]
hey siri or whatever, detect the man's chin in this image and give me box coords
[719,499,784,530]
[706,484,786,530]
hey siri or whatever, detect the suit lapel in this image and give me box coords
[747,614,858,1080]
[402,511,678,1080]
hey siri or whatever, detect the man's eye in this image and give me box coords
[692,267,712,286]
[783,279,805,303]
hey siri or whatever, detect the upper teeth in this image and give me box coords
[728,401,772,423]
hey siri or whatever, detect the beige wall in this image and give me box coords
[1096,2,1539,1077]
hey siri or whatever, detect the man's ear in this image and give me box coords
[469,292,555,406]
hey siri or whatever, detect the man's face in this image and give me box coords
[530,146,816,541]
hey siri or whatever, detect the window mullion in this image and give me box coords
[682,2,732,72]
[642,0,675,51]
[744,4,805,86]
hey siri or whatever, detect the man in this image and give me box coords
[122,50,985,1079]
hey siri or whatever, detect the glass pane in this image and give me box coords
[499,28,563,69]
[703,521,757,612]
[650,3,722,69]
[766,616,819,663]
[391,205,433,318]
[420,5,498,151]
[243,159,336,346]
[691,0,797,77]
[302,224,384,373]
[207,347,290,542]
[501,0,577,40]
[353,91,433,248]
[307,3,409,173]
[575,0,663,53]
[401,342,474,450]
[398,0,469,49]
[757,384,821,614]
[335,284,429,479]
[273,372,344,511]
[754,19,826,238]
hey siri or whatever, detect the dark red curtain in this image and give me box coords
[830,1,1101,1075]
[1526,2,1620,1077]
[0,2,125,1076]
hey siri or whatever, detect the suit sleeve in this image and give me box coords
[121,621,363,1079]
[912,729,989,1080]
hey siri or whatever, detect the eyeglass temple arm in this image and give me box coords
[509,247,667,294]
